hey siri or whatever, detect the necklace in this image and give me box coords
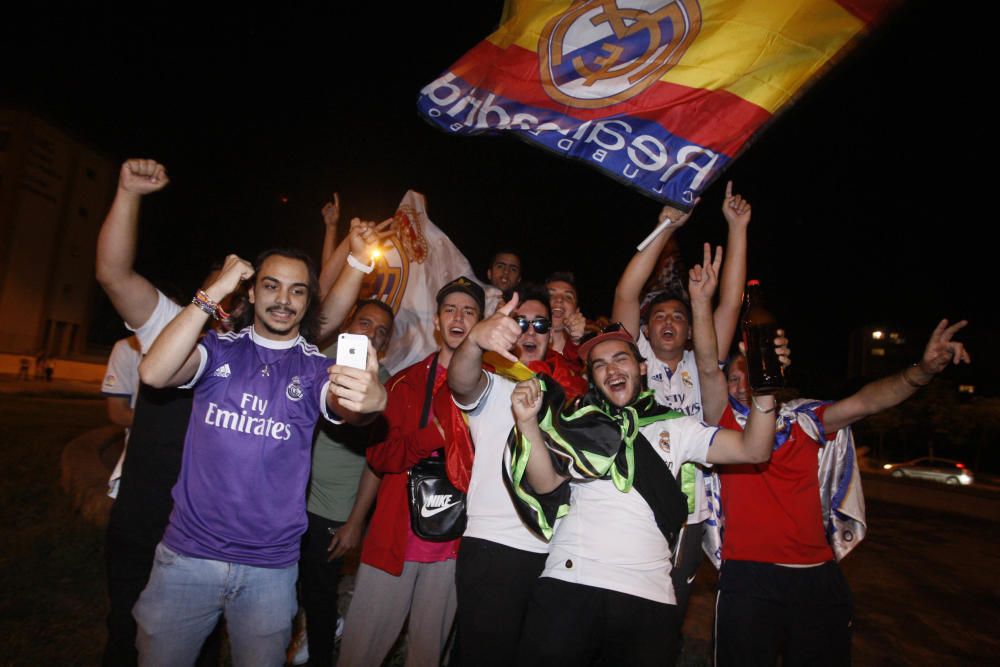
[250,328,297,378]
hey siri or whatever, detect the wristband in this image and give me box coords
[192,290,217,317]
[347,253,375,274]
[751,395,776,414]
[901,364,931,388]
[192,290,229,321]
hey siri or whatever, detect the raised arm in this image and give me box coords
[317,193,352,297]
[714,181,750,360]
[689,243,728,425]
[512,378,570,494]
[321,193,340,269]
[448,295,522,404]
[139,255,253,388]
[316,218,392,344]
[95,159,170,328]
[823,319,971,433]
[611,204,693,339]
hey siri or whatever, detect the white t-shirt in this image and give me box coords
[102,336,142,498]
[636,337,702,418]
[455,372,550,554]
[127,290,183,354]
[636,336,713,524]
[541,416,719,604]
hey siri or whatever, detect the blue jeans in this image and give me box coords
[134,542,298,667]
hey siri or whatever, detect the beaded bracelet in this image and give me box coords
[191,290,227,320]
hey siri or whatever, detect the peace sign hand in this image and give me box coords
[919,319,971,376]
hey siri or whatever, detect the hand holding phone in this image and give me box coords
[336,333,369,370]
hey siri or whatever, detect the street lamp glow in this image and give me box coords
[872,330,884,340]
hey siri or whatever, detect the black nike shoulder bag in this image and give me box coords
[407,354,467,541]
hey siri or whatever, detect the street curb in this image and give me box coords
[60,425,124,527]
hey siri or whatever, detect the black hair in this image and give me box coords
[352,299,395,327]
[544,271,577,291]
[489,249,522,266]
[233,248,325,343]
[512,282,551,317]
[585,339,646,376]
[646,290,692,321]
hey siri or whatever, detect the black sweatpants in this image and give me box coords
[516,577,680,667]
[715,560,854,667]
[452,537,547,667]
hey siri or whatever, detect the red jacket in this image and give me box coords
[362,353,460,575]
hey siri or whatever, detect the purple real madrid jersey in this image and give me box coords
[163,327,336,567]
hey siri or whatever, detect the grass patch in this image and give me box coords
[0,396,108,666]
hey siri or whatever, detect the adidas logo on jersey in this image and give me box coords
[212,363,232,378]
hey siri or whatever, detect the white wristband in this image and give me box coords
[347,253,375,274]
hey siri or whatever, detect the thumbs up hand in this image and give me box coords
[468,293,523,363]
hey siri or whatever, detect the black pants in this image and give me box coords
[299,512,346,667]
[715,560,854,667]
[103,523,159,667]
[516,577,680,666]
[670,520,706,620]
[452,537,547,667]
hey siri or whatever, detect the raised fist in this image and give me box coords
[511,377,544,424]
[119,159,169,196]
[205,254,254,303]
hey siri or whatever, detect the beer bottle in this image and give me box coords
[741,279,784,393]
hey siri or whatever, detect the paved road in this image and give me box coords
[4,379,995,666]
[681,500,1000,665]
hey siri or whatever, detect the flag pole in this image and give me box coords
[636,219,673,252]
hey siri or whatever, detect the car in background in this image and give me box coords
[882,458,974,486]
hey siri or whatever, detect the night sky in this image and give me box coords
[2,1,989,396]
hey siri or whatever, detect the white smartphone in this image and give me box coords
[336,333,369,370]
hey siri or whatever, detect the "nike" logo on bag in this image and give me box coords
[420,493,461,517]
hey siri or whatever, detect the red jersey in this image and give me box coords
[719,402,835,564]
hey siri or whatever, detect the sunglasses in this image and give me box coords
[578,322,630,346]
[512,315,551,334]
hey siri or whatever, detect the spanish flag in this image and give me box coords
[418,0,895,208]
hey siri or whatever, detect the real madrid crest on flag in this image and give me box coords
[418,0,895,208]
[357,190,501,375]
[538,0,701,109]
